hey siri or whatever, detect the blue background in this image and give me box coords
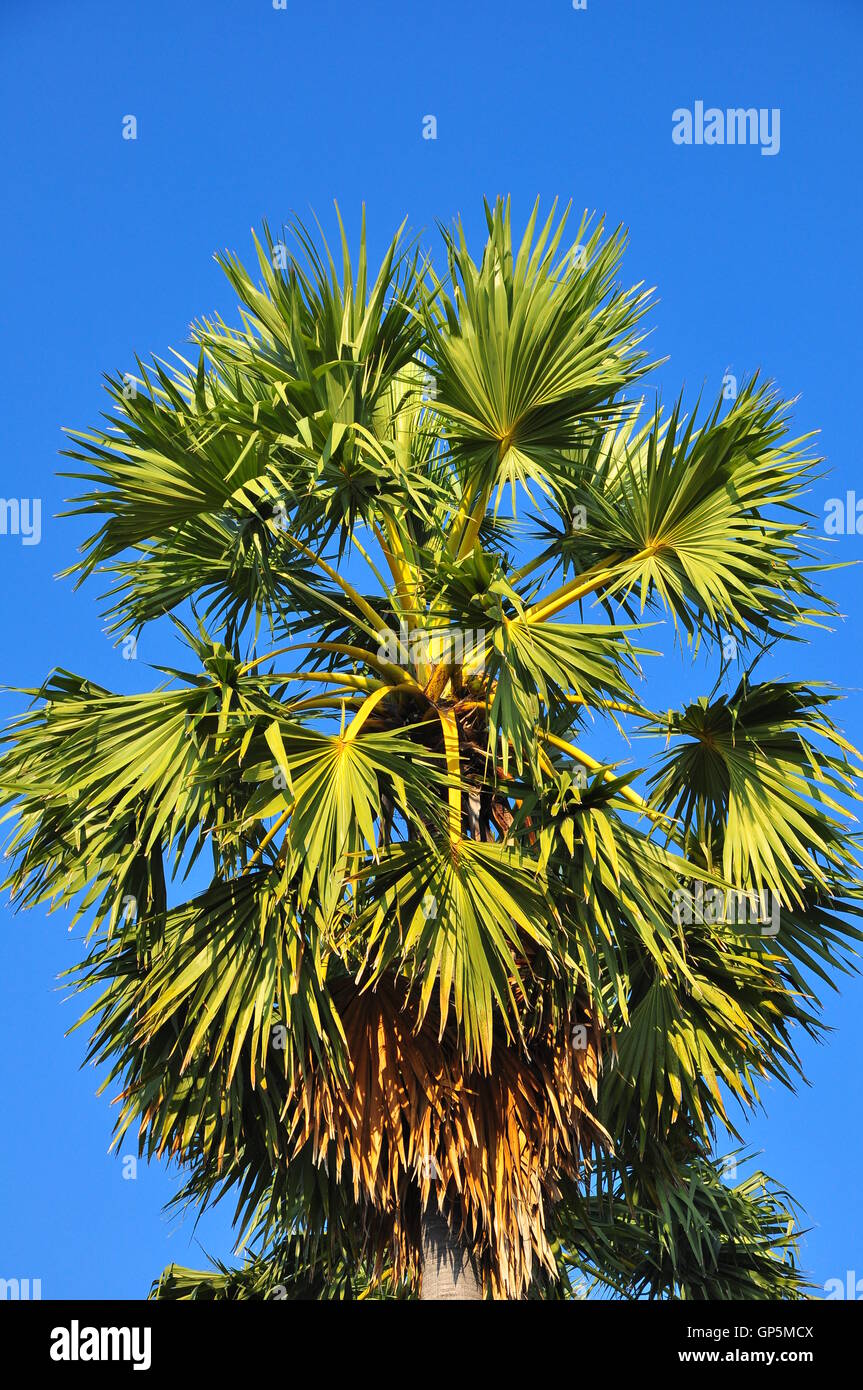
[1,0,860,1298]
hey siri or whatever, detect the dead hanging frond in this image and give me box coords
[282,978,606,1299]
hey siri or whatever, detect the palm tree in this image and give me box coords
[2,199,860,1300]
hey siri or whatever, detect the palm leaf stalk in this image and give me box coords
[1,198,860,1300]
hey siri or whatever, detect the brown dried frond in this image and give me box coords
[283,978,606,1299]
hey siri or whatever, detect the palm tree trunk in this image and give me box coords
[419,1208,483,1300]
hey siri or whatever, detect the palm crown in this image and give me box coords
[2,198,860,1300]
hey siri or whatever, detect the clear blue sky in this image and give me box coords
[1,0,861,1299]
